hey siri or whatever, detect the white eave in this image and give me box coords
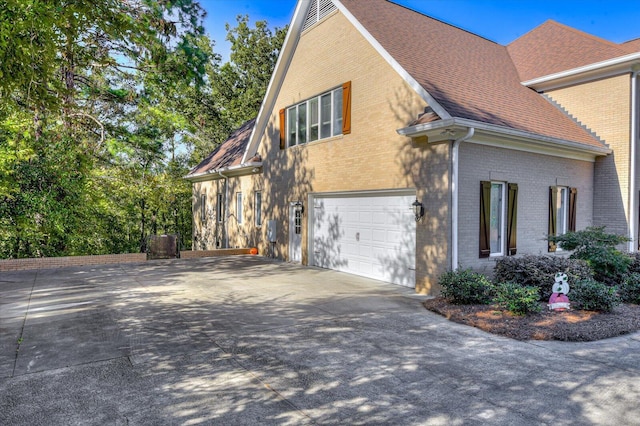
[397,118,611,162]
[522,52,640,92]
[183,161,263,183]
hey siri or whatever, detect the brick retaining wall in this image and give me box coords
[0,249,255,272]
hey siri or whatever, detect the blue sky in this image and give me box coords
[198,0,640,61]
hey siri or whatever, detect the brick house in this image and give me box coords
[185,0,640,294]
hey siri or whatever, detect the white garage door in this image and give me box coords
[310,192,416,287]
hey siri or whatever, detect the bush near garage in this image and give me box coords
[438,269,494,305]
[493,255,592,300]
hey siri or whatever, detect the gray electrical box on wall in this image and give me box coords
[267,220,277,243]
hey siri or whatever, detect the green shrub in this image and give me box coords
[550,226,631,285]
[626,253,640,275]
[493,282,541,316]
[570,279,620,312]
[439,269,494,305]
[493,255,592,300]
[619,272,640,304]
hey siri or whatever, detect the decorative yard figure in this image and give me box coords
[548,272,571,311]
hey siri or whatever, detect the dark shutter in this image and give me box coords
[342,81,351,135]
[507,183,518,256]
[479,181,491,258]
[568,187,577,232]
[279,108,286,149]
[548,186,557,252]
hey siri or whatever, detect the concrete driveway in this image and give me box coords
[1,256,639,425]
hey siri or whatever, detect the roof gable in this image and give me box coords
[508,20,631,82]
[242,0,608,161]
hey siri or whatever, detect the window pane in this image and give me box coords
[236,193,243,224]
[255,192,262,227]
[201,194,206,221]
[217,193,223,222]
[287,107,296,146]
[298,103,307,144]
[320,93,331,138]
[490,183,503,254]
[333,87,343,136]
[309,98,319,142]
[557,187,567,235]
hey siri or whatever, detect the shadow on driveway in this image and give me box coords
[1,256,640,424]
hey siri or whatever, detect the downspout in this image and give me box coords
[218,171,229,249]
[451,127,475,270]
[630,69,640,252]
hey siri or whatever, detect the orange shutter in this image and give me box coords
[279,108,286,149]
[342,81,351,135]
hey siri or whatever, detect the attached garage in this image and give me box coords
[309,191,416,287]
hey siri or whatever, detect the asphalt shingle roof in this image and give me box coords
[342,0,606,148]
[186,118,256,177]
[507,20,632,82]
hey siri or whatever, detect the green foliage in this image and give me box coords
[619,273,640,304]
[492,282,541,316]
[0,2,284,259]
[493,255,592,300]
[439,269,494,305]
[570,279,620,312]
[550,226,632,285]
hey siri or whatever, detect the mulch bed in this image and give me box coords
[423,298,640,341]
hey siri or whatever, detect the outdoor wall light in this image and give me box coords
[412,199,424,221]
[293,201,304,215]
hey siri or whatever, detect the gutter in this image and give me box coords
[522,52,640,90]
[630,69,639,252]
[451,128,475,270]
[397,117,611,156]
[183,161,263,182]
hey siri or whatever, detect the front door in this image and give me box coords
[289,204,302,263]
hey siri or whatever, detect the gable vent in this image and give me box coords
[302,0,337,31]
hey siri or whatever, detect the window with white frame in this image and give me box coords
[548,186,577,252]
[287,86,343,147]
[480,181,518,258]
[236,192,243,224]
[255,192,262,227]
[489,182,505,256]
[216,193,223,223]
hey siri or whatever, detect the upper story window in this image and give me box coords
[279,81,351,149]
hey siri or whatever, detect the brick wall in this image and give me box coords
[457,143,594,274]
[0,250,256,272]
[0,253,147,272]
[546,74,631,237]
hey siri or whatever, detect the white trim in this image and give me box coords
[183,161,263,182]
[522,52,640,91]
[488,182,506,258]
[397,118,610,160]
[241,0,310,164]
[332,0,450,120]
[630,70,639,252]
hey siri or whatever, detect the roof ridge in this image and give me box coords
[385,0,499,45]
[544,19,628,53]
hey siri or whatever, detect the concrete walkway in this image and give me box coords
[1,256,639,425]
